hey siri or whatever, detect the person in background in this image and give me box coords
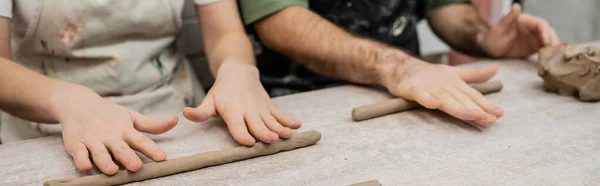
[240,0,560,126]
[0,0,300,175]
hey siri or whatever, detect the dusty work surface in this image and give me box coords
[1,46,600,186]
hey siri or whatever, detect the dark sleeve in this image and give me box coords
[427,0,470,9]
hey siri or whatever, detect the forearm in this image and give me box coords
[0,18,70,123]
[205,31,256,76]
[0,58,92,123]
[255,6,419,85]
[427,4,492,58]
[196,0,256,77]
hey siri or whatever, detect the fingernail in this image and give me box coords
[485,114,494,121]
[106,164,117,173]
[479,111,489,121]
[270,133,279,141]
[468,109,482,119]
[154,151,165,161]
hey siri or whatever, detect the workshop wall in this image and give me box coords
[524,0,600,44]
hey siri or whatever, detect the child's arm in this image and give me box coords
[183,0,302,146]
[0,17,177,175]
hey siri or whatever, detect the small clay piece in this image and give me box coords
[538,43,600,101]
[44,130,322,186]
[349,180,382,186]
[351,81,503,121]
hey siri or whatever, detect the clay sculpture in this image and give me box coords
[538,44,600,101]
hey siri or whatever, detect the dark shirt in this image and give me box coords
[242,0,467,97]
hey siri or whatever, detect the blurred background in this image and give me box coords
[177,0,600,89]
[420,0,600,65]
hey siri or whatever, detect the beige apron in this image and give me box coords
[1,0,205,142]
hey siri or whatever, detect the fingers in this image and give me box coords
[497,3,521,27]
[270,109,302,129]
[409,90,440,110]
[458,84,504,118]
[223,108,297,145]
[183,96,217,122]
[433,89,482,121]
[529,15,550,46]
[549,26,561,46]
[83,139,119,175]
[222,113,256,146]
[244,114,279,143]
[454,64,498,84]
[401,81,501,126]
[130,110,178,135]
[389,63,501,126]
[261,114,293,138]
[65,142,93,172]
[448,87,497,126]
[517,21,544,52]
[104,139,143,172]
[124,131,167,162]
[519,13,560,47]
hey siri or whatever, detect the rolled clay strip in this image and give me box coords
[349,180,382,186]
[44,130,322,186]
[351,81,503,121]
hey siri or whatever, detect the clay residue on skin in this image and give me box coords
[538,43,600,101]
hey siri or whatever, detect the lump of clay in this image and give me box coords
[538,43,600,101]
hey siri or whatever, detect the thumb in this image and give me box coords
[129,110,178,134]
[497,3,521,27]
[183,96,217,122]
[454,64,498,84]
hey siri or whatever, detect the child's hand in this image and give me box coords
[50,87,178,175]
[183,61,302,146]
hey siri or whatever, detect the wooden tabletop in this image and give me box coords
[1,44,599,186]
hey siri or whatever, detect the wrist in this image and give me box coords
[48,83,98,123]
[474,28,501,58]
[216,59,259,80]
[373,47,426,87]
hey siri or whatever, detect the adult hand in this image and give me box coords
[183,61,302,146]
[482,4,561,58]
[51,87,178,175]
[378,59,504,126]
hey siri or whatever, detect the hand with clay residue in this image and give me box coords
[183,61,302,146]
[482,4,561,58]
[378,59,504,126]
[51,87,178,175]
